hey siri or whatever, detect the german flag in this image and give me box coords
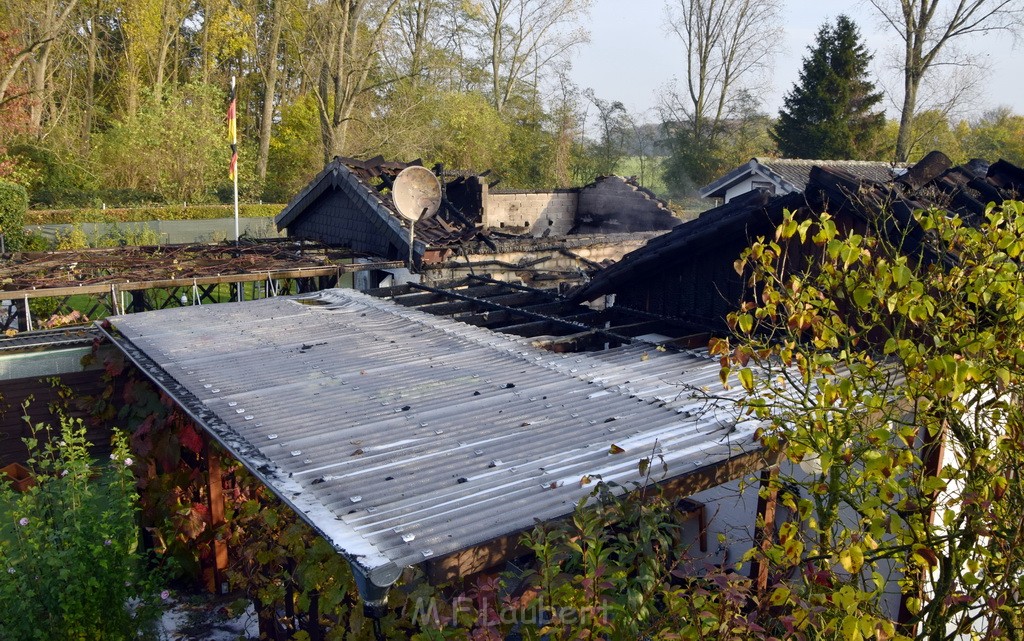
[228,77,238,180]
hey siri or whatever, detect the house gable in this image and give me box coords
[700,158,905,203]
[275,160,421,262]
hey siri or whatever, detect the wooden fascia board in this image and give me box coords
[427,446,779,583]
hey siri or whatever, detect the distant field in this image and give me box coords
[614,156,668,197]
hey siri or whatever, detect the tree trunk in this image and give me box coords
[201,0,211,84]
[28,41,52,133]
[257,0,285,180]
[83,13,98,141]
[154,34,171,104]
[318,58,333,163]
[408,0,431,87]
[894,72,919,163]
[490,1,505,114]
[313,0,399,163]
[0,47,37,107]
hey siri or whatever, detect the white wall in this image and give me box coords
[723,177,783,203]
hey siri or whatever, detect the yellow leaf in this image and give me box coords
[608,444,625,455]
[738,368,754,391]
[839,545,864,574]
[842,615,863,641]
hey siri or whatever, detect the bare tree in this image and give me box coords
[867,0,1024,162]
[584,88,629,176]
[662,0,781,186]
[393,0,434,85]
[307,0,401,162]
[255,0,289,180]
[474,0,591,114]
[0,0,81,126]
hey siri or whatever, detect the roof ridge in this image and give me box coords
[756,157,904,166]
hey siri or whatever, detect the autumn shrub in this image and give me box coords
[719,202,1024,639]
[0,179,27,250]
[0,411,164,640]
[54,224,89,249]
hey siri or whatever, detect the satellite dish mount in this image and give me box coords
[392,166,443,271]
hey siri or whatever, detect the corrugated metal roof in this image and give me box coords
[101,290,759,584]
[0,327,100,353]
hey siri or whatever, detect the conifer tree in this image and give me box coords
[772,15,885,159]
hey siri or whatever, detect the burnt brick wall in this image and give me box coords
[483,191,579,236]
[575,177,678,234]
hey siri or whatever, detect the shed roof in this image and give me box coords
[0,327,100,354]
[101,289,762,586]
[699,157,905,199]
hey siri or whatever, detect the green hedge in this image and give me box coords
[0,180,29,250]
[26,203,285,225]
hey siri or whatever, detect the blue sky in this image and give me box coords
[570,0,1022,121]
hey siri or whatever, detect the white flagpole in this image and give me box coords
[231,75,239,245]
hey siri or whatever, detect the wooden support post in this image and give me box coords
[306,590,321,641]
[131,290,148,312]
[206,442,229,594]
[17,296,31,332]
[898,421,948,631]
[679,498,708,552]
[749,466,779,593]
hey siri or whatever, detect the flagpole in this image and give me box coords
[231,75,239,246]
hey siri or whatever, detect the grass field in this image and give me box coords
[614,156,668,197]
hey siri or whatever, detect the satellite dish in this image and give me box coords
[392,166,442,222]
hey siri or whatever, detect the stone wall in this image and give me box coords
[482,191,578,237]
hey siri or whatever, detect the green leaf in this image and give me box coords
[852,287,872,309]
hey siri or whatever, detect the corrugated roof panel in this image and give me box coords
[102,289,761,581]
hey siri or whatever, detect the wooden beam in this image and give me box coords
[2,261,404,300]
[426,528,531,584]
[658,448,779,499]
[451,309,516,327]
[206,442,229,594]
[749,466,779,593]
[492,319,563,338]
[430,448,779,582]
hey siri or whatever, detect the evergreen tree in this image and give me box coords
[772,16,885,159]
